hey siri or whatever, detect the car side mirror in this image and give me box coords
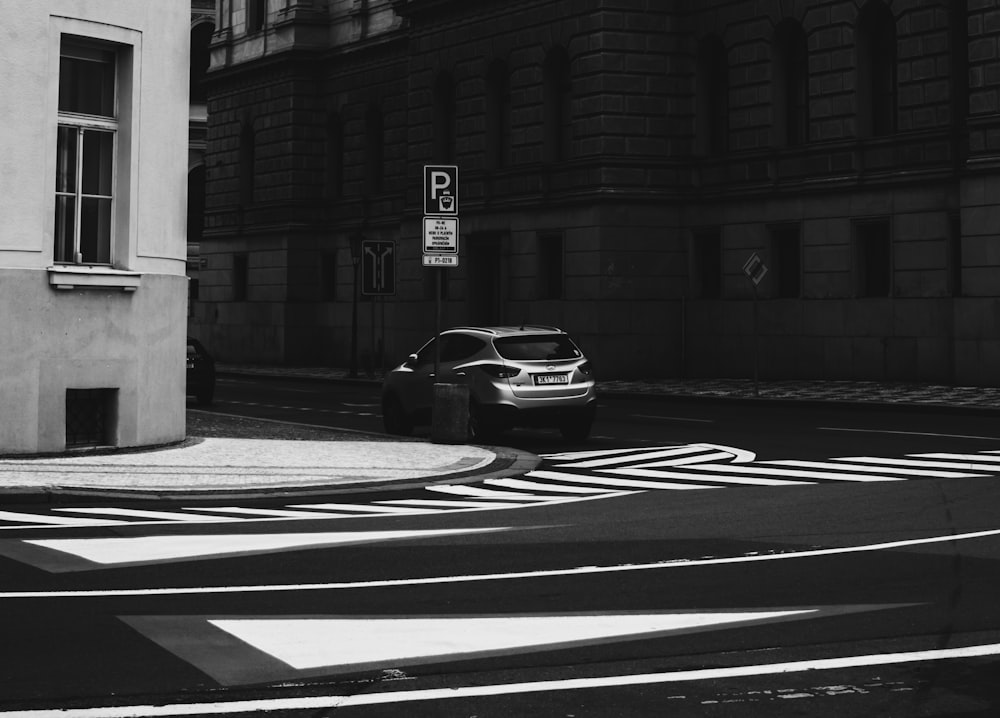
[404,353,419,368]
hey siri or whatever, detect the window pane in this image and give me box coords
[56,126,78,193]
[82,130,114,196]
[494,335,582,361]
[54,196,76,263]
[59,51,115,117]
[80,197,112,264]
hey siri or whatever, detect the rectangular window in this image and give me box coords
[692,228,722,299]
[55,40,117,265]
[855,219,892,297]
[233,253,249,301]
[770,225,801,298]
[538,234,564,300]
[247,0,266,34]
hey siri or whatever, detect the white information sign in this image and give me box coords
[423,217,459,254]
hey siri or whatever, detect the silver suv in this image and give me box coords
[381,325,597,441]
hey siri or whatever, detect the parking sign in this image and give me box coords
[424,165,458,215]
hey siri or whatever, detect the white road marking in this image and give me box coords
[762,460,987,479]
[484,477,615,494]
[53,508,240,522]
[424,485,566,500]
[0,511,128,527]
[558,445,732,469]
[209,610,816,671]
[9,527,999,599]
[601,468,809,487]
[837,456,1000,472]
[525,470,721,491]
[681,464,906,482]
[376,499,534,509]
[287,503,441,514]
[183,507,357,519]
[7,642,1000,717]
[913,452,1000,463]
[24,528,508,566]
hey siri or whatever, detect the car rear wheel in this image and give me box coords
[382,394,413,436]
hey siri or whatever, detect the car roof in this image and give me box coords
[444,325,566,338]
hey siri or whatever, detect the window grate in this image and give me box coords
[66,389,116,449]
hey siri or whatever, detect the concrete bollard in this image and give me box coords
[431,383,470,444]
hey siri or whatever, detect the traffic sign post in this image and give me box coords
[742,252,769,397]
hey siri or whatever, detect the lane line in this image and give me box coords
[53,508,241,522]
[5,527,999,599]
[6,642,1000,717]
[630,414,714,423]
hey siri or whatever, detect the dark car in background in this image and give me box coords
[382,325,597,441]
[186,337,216,405]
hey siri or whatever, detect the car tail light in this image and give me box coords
[579,361,593,375]
[480,363,521,379]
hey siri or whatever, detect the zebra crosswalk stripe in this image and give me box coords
[600,467,810,487]
[761,460,988,479]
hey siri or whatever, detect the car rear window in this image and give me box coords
[493,335,582,361]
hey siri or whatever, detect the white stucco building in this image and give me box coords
[0,1,190,454]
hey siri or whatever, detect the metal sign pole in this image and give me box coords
[434,268,442,377]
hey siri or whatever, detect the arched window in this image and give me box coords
[773,19,809,146]
[365,103,384,195]
[485,59,511,170]
[857,0,896,137]
[325,112,343,200]
[432,72,456,164]
[239,121,255,206]
[696,35,728,155]
[543,45,572,163]
[190,22,214,104]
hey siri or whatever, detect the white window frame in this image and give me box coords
[55,73,118,266]
[48,19,141,292]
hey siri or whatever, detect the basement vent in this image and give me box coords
[65,388,117,449]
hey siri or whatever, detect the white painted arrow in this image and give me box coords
[24,528,508,567]
[210,610,814,671]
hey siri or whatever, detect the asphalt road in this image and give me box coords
[1,376,999,716]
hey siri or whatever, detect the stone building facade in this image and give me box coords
[0,1,190,453]
[197,0,1000,385]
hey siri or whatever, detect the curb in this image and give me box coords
[0,447,541,504]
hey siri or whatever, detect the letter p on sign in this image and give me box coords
[424,165,459,215]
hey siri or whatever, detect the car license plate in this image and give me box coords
[534,373,569,385]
